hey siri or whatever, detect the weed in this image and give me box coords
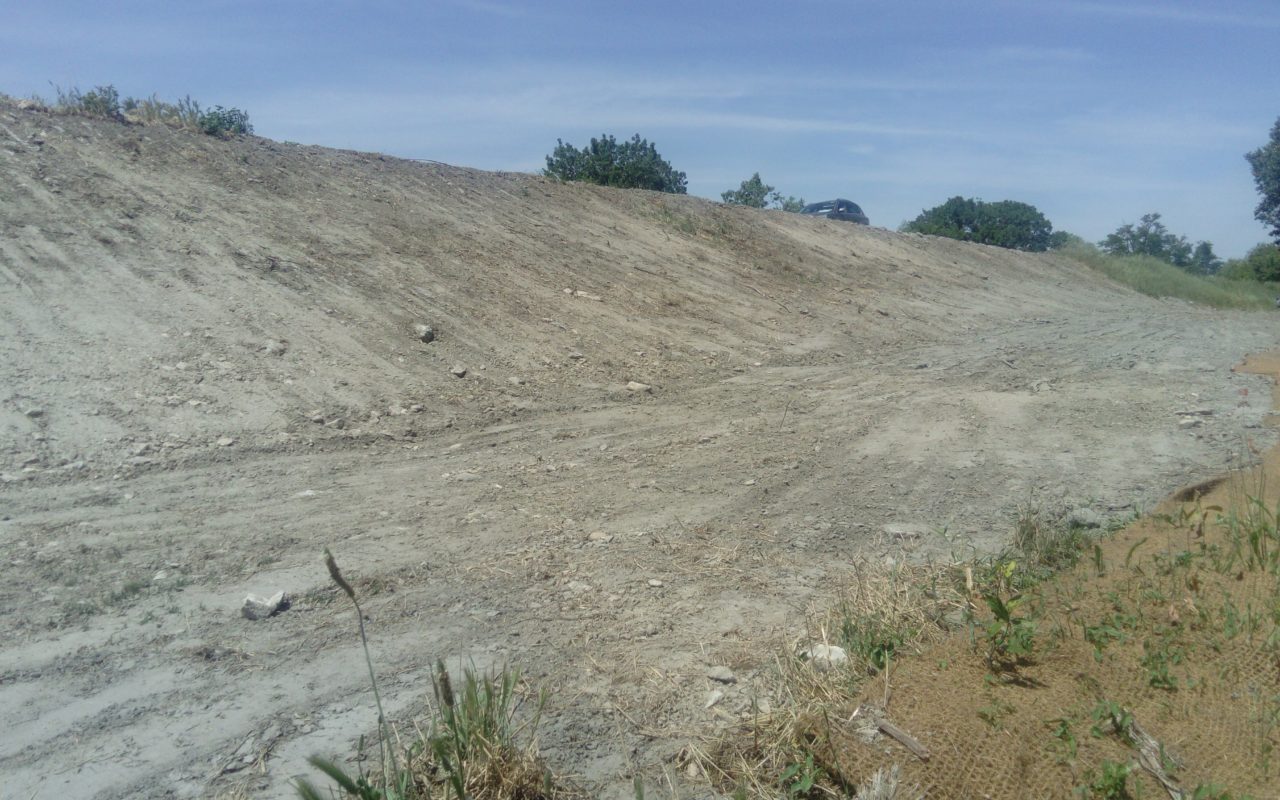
[296,550,569,800]
[199,105,253,137]
[1049,717,1078,762]
[836,607,910,675]
[1076,759,1136,799]
[1140,636,1183,690]
[779,751,821,797]
[1089,701,1135,745]
[978,563,1036,670]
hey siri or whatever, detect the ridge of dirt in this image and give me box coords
[1,98,1278,799]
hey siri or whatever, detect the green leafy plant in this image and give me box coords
[979,562,1037,670]
[1076,759,1136,799]
[199,105,253,137]
[779,751,822,797]
[543,134,686,193]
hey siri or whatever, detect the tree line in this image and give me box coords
[544,120,1280,283]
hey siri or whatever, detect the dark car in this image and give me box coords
[800,199,869,225]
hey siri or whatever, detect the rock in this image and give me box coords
[626,381,652,393]
[704,689,724,709]
[263,340,287,356]
[566,581,592,595]
[647,578,664,588]
[242,591,290,620]
[1066,507,1104,529]
[451,365,468,378]
[414,324,436,343]
[410,404,424,413]
[706,665,736,684]
[801,643,848,671]
[508,376,526,386]
[1178,417,1203,429]
[587,531,614,544]
[568,352,585,360]
[216,437,235,447]
[24,408,44,418]
[310,412,325,424]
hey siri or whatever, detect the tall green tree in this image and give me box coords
[1189,241,1222,275]
[543,134,687,193]
[1245,117,1280,244]
[1221,243,1280,283]
[1099,213,1192,267]
[721,173,773,208]
[902,196,1054,251]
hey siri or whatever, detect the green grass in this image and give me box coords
[1058,243,1280,309]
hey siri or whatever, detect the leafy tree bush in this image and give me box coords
[902,196,1054,251]
[1246,117,1280,244]
[198,105,253,137]
[1048,231,1087,250]
[721,173,773,208]
[1220,243,1280,283]
[1190,241,1223,275]
[1099,213,1194,268]
[544,134,687,193]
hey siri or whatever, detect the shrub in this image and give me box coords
[544,134,686,193]
[198,105,253,137]
[902,196,1054,252]
[52,84,122,119]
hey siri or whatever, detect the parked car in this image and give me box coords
[800,199,869,225]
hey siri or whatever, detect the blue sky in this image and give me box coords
[2,1,1276,257]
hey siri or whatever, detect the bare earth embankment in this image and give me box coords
[1,99,1277,798]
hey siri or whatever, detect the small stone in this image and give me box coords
[263,340,287,356]
[216,437,235,447]
[410,404,424,413]
[451,365,468,378]
[706,665,736,684]
[743,479,756,486]
[568,352,585,360]
[242,591,290,620]
[704,689,724,709]
[647,579,664,588]
[508,376,526,386]
[1178,417,1202,429]
[24,408,44,418]
[566,581,592,595]
[414,324,436,343]
[587,531,614,544]
[801,643,848,671]
[310,412,325,424]
[626,381,652,393]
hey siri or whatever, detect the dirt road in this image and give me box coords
[1,98,1277,798]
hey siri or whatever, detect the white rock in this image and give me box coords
[216,437,235,447]
[801,643,848,671]
[626,381,652,393]
[242,591,289,620]
[706,665,736,684]
[587,531,614,544]
[413,324,435,343]
[704,689,724,709]
[647,579,664,588]
[451,365,468,378]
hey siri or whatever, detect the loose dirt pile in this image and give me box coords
[1,98,1277,798]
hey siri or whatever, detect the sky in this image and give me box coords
[1,0,1276,258]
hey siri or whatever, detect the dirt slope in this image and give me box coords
[1,98,1277,799]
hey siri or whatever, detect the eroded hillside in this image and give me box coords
[1,99,1277,798]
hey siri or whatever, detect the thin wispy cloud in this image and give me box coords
[1050,1,1280,28]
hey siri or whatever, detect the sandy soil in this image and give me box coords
[1,98,1278,798]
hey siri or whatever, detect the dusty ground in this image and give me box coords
[1,98,1277,799]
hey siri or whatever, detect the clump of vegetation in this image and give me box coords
[295,550,573,800]
[36,83,252,138]
[1220,243,1280,284]
[901,196,1056,251]
[543,133,686,193]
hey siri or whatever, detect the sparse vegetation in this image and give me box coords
[33,83,252,137]
[295,551,573,800]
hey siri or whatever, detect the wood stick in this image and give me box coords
[877,719,930,762]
